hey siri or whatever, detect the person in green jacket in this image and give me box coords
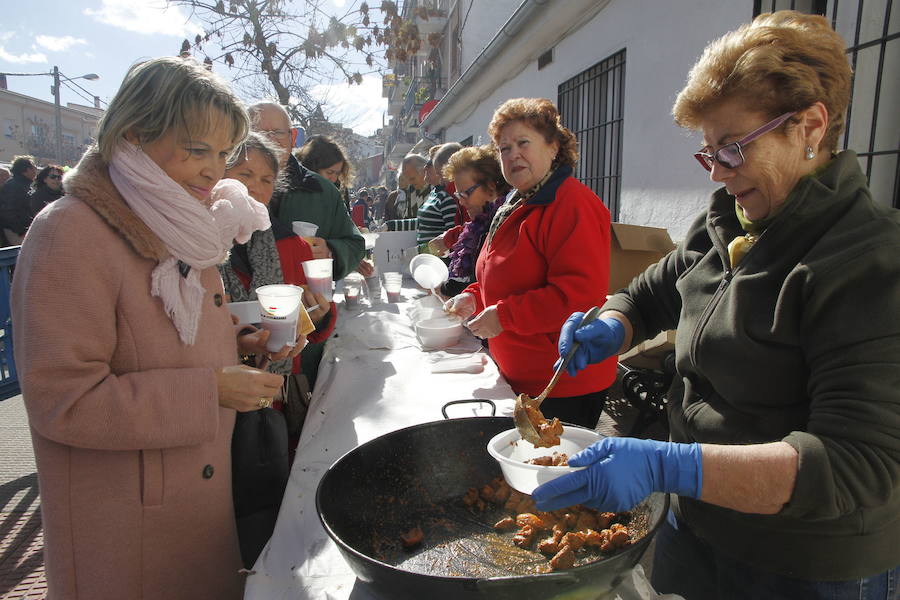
[533,11,900,599]
[250,102,364,387]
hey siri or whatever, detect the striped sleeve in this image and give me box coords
[416,191,457,244]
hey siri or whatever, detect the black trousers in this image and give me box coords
[537,389,609,429]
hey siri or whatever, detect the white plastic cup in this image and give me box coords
[344,282,361,308]
[343,272,366,309]
[302,258,334,301]
[292,221,319,238]
[365,264,381,300]
[256,284,303,352]
[383,271,403,303]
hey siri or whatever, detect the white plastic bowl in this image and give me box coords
[486,426,603,494]
[409,253,449,289]
[415,316,463,349]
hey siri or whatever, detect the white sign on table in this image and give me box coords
[372,230,418,275]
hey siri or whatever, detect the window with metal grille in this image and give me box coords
[754,0,899,208]
[557,49,626,220]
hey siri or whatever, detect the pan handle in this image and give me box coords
[476,571,580,589]
[441,399,497,419]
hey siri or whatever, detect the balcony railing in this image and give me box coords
[398,76,445,128]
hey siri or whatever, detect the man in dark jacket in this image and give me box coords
[0,155,37,245]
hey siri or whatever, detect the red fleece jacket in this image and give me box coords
[463,168,616,397]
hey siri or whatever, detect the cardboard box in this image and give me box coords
[619,329,677,370]
[609,223,676,294]
[372,230,419,275]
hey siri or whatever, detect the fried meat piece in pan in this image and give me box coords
[549,544,576,571]
[512,525,538,548]
[400,526,424,549]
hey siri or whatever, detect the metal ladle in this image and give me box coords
[513,306,602,446]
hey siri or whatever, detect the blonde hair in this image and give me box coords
[96,56,249,162]
[487,98,578,168]
[442,144,511,196]
[673,10,851,152]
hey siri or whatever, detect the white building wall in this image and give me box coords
[456,0,522,75]
[440,0,751,240]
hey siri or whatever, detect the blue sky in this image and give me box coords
[0,0,388,135]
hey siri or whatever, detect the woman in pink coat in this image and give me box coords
[10,57,292,599]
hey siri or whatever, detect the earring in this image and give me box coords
[805,146,815,160]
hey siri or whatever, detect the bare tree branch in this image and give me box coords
[168,0,421,128]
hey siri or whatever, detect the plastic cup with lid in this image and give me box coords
[256,284,303,352]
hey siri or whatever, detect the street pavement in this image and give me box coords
[0,395,45,599]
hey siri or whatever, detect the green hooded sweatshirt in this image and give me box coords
[273,155,365,281]
[603,151,900,580]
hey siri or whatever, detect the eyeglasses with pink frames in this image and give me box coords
[694,111,796,171]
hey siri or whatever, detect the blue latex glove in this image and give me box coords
[554,313,626,377]
[531,437,703,512]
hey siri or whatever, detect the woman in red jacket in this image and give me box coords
[444,98,615,428]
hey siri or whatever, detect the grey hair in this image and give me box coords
[96,56,249,162]
[401,153,428,171]
[247,101,290,128]
[226,131,283,176]
[433,142,462,171]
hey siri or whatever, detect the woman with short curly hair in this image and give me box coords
[535,11,900,599]
[444,97,614,429]
[438,144,510,297]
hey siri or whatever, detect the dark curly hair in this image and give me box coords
[35,164,64,188]
[487,98,578,168]
[295,135,353,188]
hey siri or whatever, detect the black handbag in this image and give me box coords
[280,372,312,440]
[231,407,289,567]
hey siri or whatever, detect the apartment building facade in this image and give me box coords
[0,87,102,168]
[383,0,897,239]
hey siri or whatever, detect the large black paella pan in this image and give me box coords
[316,413,668,600]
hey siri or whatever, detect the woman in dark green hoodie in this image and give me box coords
[532,10,900,600]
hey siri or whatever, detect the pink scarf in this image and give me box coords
[108,141,270,345]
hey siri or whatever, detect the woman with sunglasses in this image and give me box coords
[29,164,65,217]
[443,98,615,429]
[533,11,900,599]
[437,145,510,297]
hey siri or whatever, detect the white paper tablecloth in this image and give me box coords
[243,281,678,600]
[243,282,516,600]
